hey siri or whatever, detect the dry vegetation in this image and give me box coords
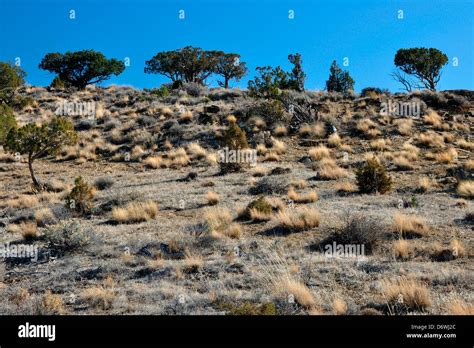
[0,86,472,316]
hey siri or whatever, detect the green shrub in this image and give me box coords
[326,60,354,93]
[0,61,26,105]
[50,76,66,89]
[248,99,287,125]
[4,116,77,190]
[65,176,95,215]
[239,196,273,220]
[0,104,16,145]
[11,95,34,110]
[356,158,392,194]
[39,50,125,90]
[150,86,170,98]
[220,120,249,173]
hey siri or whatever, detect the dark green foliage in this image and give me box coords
[0,104,16,145]
[356,158,392,194]
[4,117,77,189]
[39,50,125,90]
[326,60,354,93]
[0,61,26,105]
[220,120,249,173]
[239,196,273,220]
[145,46,221,85]
[215,53,248,88]
[248,66,288,99]
[248,99,287,125]
[150,86,170,98]
[65,176,95,215]
[50,76,66,89]
[287,53,306,92]
[222,120,249,150]
[219,301,277,315]
[394,48,448,91]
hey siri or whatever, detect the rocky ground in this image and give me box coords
[0,85,472,315]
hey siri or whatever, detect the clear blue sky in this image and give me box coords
[1,0,473,91]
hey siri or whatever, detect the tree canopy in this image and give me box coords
[4,117,77,189]
[39,50,125,90]
[394,47,448,91]
[0,61,26,104]
[326,60,354,93]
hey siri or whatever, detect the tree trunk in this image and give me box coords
[28,155,42,190]
[224,78,229,89]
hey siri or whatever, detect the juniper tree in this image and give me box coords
[39,50,125,90]
[4,117,77,190]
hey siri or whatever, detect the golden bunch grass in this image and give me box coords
[112,200,159,223]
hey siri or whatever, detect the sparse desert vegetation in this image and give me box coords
[0,81,472,317]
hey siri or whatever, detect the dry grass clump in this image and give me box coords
[167,147,190,168]
[42,290,65,315]
[418,177,432,193]
[309,145,331,161]
[8,222,38,241]
[273,124,288,137]
[272,274,317,309]
[332,298,348,315]
[274,206,320,232]
[418,131,445,148]
[381,277,431,311]
[179,110,193,123]
[316,158,348,179]
[392,239,412,260]
[393,118,413,135]
[204,206,241,238]
[433,148,457,163]
[206,191,219,205]
[287,187,318,203]
[327,133,341,148]
[143,156,168,169]
[450,239,467,258]
[393,156,414,171]
[264,152,280,162]
[271,138,287,155]
[456,139,474,151]
[393,213,430,238]
[356,118,380,138]
[400,142,420,160]
[464,160,474,170]
[112,200,159,223]
[299,122,325,138]
[82,277,116,310]
[186,142,208,160]
[34,207,55,227]
[370,139,388,151]
[446,299,474,315]
[6,195,39,209]
[183,250,204,271]
[457,181,474,198]
[335,181,357,194]
[423,109,442,128]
